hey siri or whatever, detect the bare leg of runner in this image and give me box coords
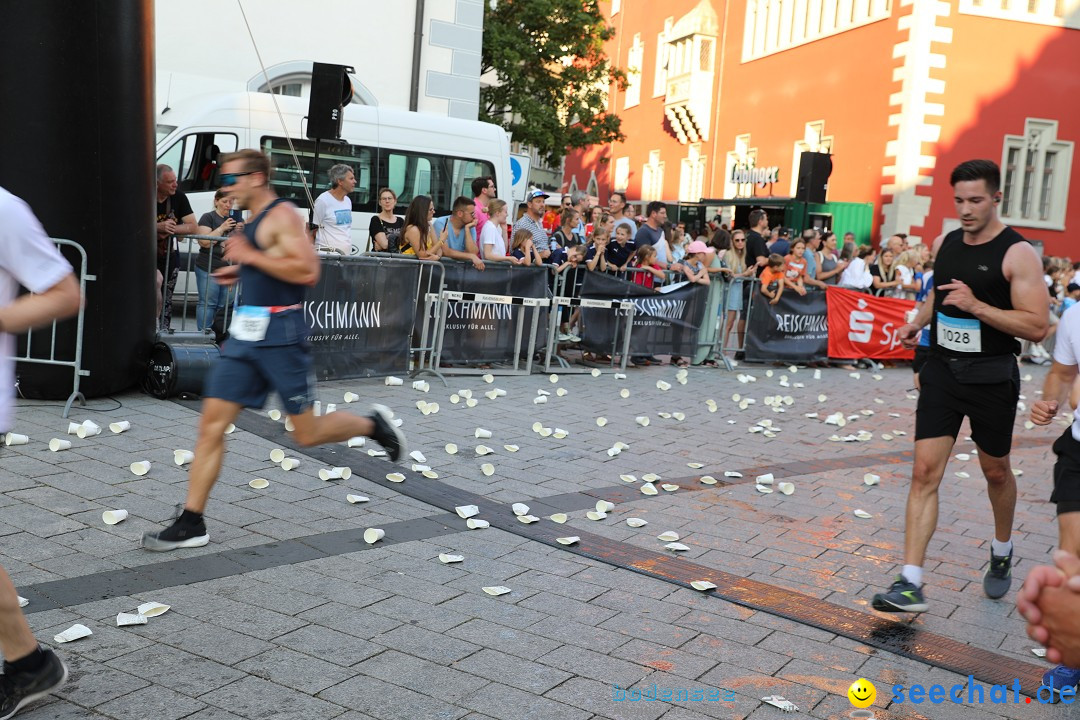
[902,436,955,567]
[978,450,1016,545]
[183,398,244,514]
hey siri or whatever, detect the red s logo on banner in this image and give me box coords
[826,286,916,360]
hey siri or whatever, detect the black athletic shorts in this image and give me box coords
[914,354,1019,458]
[1052,427,1080,515]
[912,346,930,374]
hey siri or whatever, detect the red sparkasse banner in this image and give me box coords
[826,286,917,360]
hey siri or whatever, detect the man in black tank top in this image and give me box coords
[872,160,1049,613]
[143,150,407,552]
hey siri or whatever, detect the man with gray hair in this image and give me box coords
[156,164,198,330]
[571,190,590,238]
[311,163,356,254]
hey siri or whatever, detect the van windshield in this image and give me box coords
[156,124,177,144]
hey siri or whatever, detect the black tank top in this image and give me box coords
[931,226,1026,357]
[238,197,306,307]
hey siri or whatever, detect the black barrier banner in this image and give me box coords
[579,272,709,355]
[744,287,829,362]
[307,258,420,380]
[424,262,550,364]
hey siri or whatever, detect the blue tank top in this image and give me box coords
[239,197,306,307]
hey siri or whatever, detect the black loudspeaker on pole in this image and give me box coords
[307,63,354,140]
[796,152,833,204]
[0,0,157,399]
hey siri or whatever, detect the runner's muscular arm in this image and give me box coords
[938,241,1049,343]
[223,206,319,286]
[1032,361,1077,424]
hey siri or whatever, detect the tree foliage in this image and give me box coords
[481,0,627,166]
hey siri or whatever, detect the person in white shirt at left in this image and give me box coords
[311,164,355,255]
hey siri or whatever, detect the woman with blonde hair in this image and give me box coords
[894,248,923,300]
[721,230,757,352]
[479,199,519,263]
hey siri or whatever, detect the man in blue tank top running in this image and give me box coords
[872,160,1048,613]
[143,149,406,552]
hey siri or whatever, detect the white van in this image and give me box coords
[155,91,512,253]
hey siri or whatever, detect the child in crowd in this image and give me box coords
[680,240,711,286]
[510,228,543,266]
[759,253,786,305]
[630,245,665,290]
[783,238,808,296]
[607,224,634,272]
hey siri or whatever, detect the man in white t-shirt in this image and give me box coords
[311,164,355,254]
[0,186,81,716]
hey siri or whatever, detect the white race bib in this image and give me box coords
[229,306,271,342]
[936,312,981,353]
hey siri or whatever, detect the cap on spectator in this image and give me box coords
[686,240,709,254]
[1069,283,1080,293]
[528,189,549,199]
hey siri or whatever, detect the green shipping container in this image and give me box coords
[671,199,875,246]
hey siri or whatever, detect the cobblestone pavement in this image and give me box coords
[1,361,1072,719]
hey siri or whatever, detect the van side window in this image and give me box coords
[156,133,238,193]
[387,152,495,215]
[261,136,374,211]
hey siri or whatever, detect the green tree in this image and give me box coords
[481,0,627,166]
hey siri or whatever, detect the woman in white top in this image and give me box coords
[479,199,519,264]
[893,249,922,300]
[839,244,875,291]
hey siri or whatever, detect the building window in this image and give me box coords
[1000,118,1073,230]
[789,121,834,196]
[642,150,665,201]
[679,144,706,202]
[743,0,893,61]
[614,156,630,192]
[611,0,621,14]
[624,34,643,109]
[653,19,674,98]
[958,0,1080,28]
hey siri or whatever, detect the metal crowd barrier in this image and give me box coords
[714,276,759,371]
[159,234,236,338]
[545,266,635,373]
[424,289,549,377]
[12,238,93,418]
[363,252,446,383]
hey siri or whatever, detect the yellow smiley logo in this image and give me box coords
[848,678,876,708]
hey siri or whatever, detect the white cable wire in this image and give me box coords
[236,0,315,209]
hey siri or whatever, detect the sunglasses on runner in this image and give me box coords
[220,171,257,187]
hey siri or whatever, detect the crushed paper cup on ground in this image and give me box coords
[586,511,607,521]
[17,597,27,608]
[67,421,81,435]
[455,505,480,519]
[385,472,405,483]
[755,473,774,484]
[640,483,658,495]
[109,421,131,434]
[620,474,637,483]
[346,494,369,504]
[268,409,282,421]
[556,536,580,545]
[504,444,519,452]
[853,509,873,519]
[439,553,464,564]
[130,461,151,476]
[410,450,427,463]
[77,420,101,438]
[626,518,648,528]
[724,471,743,478]
[270,449,287,463]
[5,433,28,446]
[475,445,493,456]
[864,473,881,486]
[690,580,717,591]
[512,503,530,516]
[756,484,773,494]
[102,509,128,525]
[248,478,269,489]
[480,463,495,476]
[137,602,170,617]
[280,458,299,471]
[116,612,147,627]
[343,392,360,403]
[445,443,458,455]
[224,423,236,434]
[385,376,403,386]
[657,531,680,542]
[661,484,679,492]
[483,586,511,596]
[596,417,608,427]
[777,482,795,495]
[364,528,385,544]
[174,449,195,465]
[665,542,690,552]
[54,624,92,643]
[347,437,366,448]
[699,476,718,485]
[49,438,71,452]
[656,380,672,391]
[466,518,490,529]
[517,515,539,524]
[595,500,615,513]
[550,513,568,523]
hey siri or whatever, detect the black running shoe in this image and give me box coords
[141,514,209,552]
[983,550,1013,599]
[369,404,406,462]
[871,575,928,612]
[0,648,68,720]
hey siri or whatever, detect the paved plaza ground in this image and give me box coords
[0,361,1073,720]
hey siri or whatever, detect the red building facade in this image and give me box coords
[563,0,1079,255]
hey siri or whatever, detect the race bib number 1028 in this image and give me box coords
[936,312,981,353]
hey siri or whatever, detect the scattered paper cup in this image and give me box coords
[224,423,236,434]
[465,398,478,408]
[642,472,660,482]
[512,503,530,516]
[591,368,602,377]
[619,389,630,399]
[517,515,539,524]
[364,528,385,544]
[280,458,299,471]
[439,553,464,564]
[640,483,658,495]
[596,417,608,427]
[533,396,547,405]
[635,416,650,427]
[777,482,795,495]
[129,461,151,476]
[102,509,128,525]
[661,484,679,492]
[347,436,366,448]
[483,586,511,596]
[325,404,337,414]
[319,468,344,481]
[466,518,489,529]
[284,418,295,432]
[556,388,568,397]
[445,443,458,455]
[137,602,170,617]
[853,509,873,519]
[67,421,81,435]
[413,380,430,392]
[4,433,28,446]
[620,474,637,483]
[249,478,269,489]
[116,612,147,626]
[422,470,440,479]
[54,624,92,644]
[49,438,71,452]
[347,494,369,504]
[268,409,282,421]
[475,428,492,439]
[385,376,404,386]
[586,511,607,521]
[504,444,519,452]
[550,513,568,523]
[480,463,495,477]
[690,581,717,591]
[556,536,580,545]
[657,531,680,542]
[756,473,774,484]
[385,472,405,483]
[344,392,360,403]
[700,476,717,485]
[626,518,648,528]
[17,597,27,608]
[174,449,194,465]
[109,421,131,434]
[595,500,615,513]
[864,473,881,486]
[77,420,101,438]
[656,380,671,391]
[665,542,690,552]
[269,448,286,463]
[456,505,480,519]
